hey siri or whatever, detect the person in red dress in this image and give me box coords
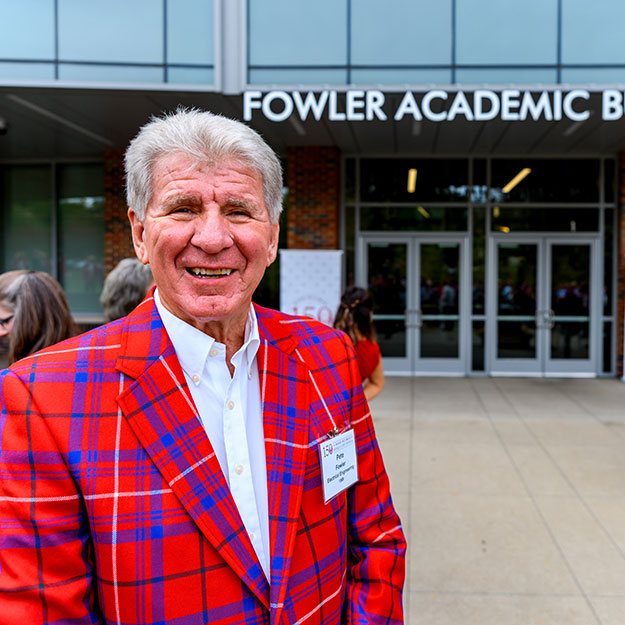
[334,286,385,401]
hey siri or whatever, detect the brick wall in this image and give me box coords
[104,149,134,273]
[286,146,341,249]
[617,152,625,377]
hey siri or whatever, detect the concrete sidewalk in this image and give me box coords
[372,377,625,625]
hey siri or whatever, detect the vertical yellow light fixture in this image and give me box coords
[407,168,417,193]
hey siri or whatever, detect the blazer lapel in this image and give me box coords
[115,298,270,607]
[256,308,311,624]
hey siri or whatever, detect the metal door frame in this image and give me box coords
[358,233,470,376]
[487,234,601,377]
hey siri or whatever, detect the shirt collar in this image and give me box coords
[154,289,260,378]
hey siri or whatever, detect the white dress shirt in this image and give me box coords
[154,290,270,578]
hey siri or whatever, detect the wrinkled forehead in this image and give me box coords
[152,150,260,181]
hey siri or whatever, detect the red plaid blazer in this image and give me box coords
[0,295,405,625]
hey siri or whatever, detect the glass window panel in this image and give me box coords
[420,243,459,359]
[472,206,486,314]
[344,158,356,203]
[472,321,485,371]
[490,159,600,203]
[58,0,163,64]
[248,0,347,66]
[351,0,451,65]
[456,0,557,64]
[472,159,487,202]
[361,206,467,232]
[368,242,407,358]
[551,245,590,318]
[0,1,55,60]
[59,64,164,83]
[498,320,537,359]
[360,158,469,202]
[562,0,625,64]
[497,244,537,359]
[57,164,105,313]
[605,159,616,204]
[604,208,614,315]
[497,244,537,318]
[350,68,452,85]
[549,243,591,362]
[603,321,613,373]
[167,0,214,65]
[344,205,355,287]
[247,69,347,85]
[166,66,213,85]
[254,187,288,310]
[1,165,52,272]
[0,62,55,81]
[455,68,558,85]
[491,207,599,233]
[421,321,459,358]
[560,68,625,84]
[551,322,589,359]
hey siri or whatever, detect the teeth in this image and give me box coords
[189,267,233,277]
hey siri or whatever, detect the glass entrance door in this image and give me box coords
[489,237,599,376]
[363,237,468,375]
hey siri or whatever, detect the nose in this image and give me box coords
[190,210,234,253]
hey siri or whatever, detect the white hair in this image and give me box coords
[125,108,283,223]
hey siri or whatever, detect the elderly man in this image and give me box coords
[0,109,405,625]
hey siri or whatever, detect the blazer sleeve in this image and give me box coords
[339,333,407,625]
[0,369,103,625]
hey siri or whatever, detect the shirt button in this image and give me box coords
[235,464,244,475]
[249,532,255,541]
[227,400,235,410]
[209,348,219,357]
[191,374,200,384]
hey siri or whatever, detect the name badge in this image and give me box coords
[319,428,359,503]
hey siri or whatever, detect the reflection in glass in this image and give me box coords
[551,323,589,359]
[421,321,458,358]
[420,244,459,358]
[1,166,52,273]
[491,159,600,203]
[456,0,557,64]
[248,0,347,66]
[497,244,537,359]
[550,245,590,360]
[472,159,487,202]
[472,207,485,314]
[368,243,407,358]
[360,206,467,232]
[58,0,163,63]
[472,321,485,371]
[491,207,599,232]
[166,0,214,65]
[605,160,616,204]
[604,321,613,374]
[344,159,356,203]
[351,0,451,65]
[498,321,537,359]
[604,208,614,315]
[360,158,468,202]
[497,245,537,317]
[58,165,105,313]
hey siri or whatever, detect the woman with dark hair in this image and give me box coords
[334,286,385,401]
[0,270,75,365]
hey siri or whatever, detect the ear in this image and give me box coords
[266,223,280,266]
[128,208,149,264]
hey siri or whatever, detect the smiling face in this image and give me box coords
[129,152,279,345]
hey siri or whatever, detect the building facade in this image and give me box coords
[2,0,625,377]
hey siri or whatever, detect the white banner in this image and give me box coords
[280,250,343,327]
